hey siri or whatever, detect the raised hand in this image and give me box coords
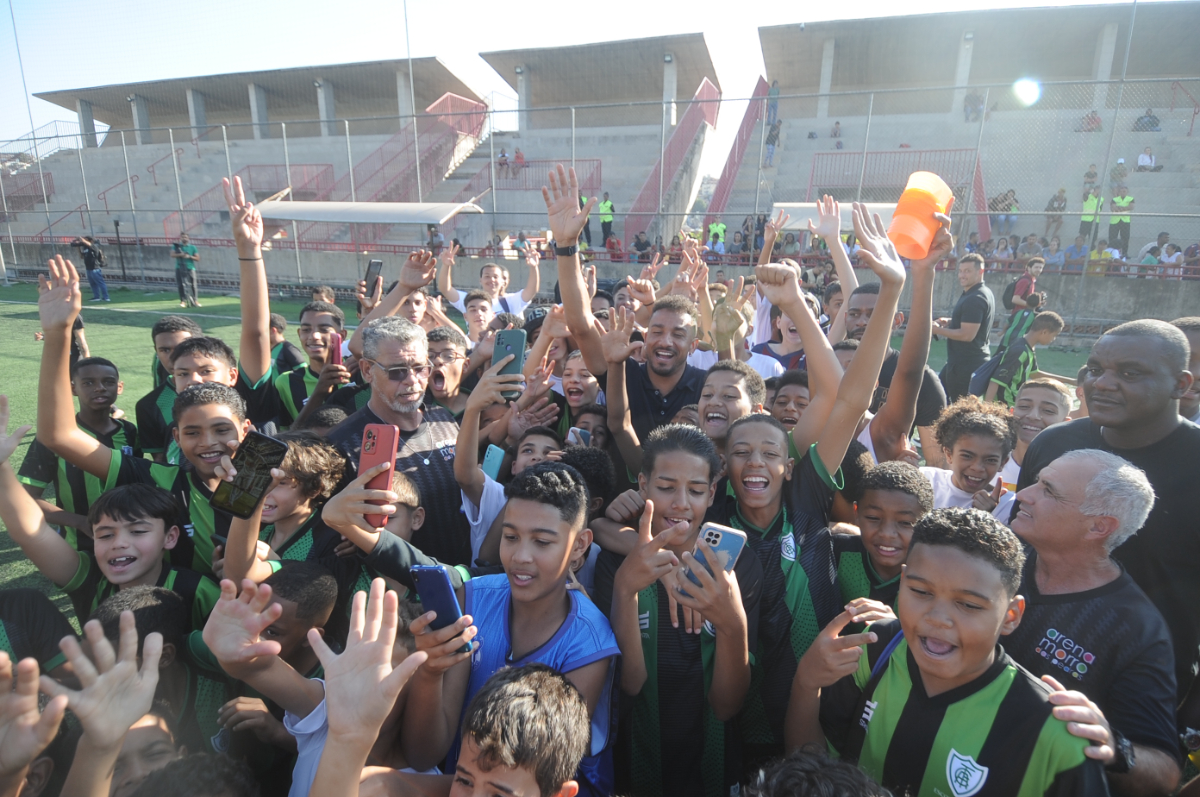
[524,247,541,270]
[626,278,657,308]
[600,307,644,364]
[667,543,746,636]
[843,597,897,626]
[911,199,956,271]
[37,255,82,332]
[410,611,477,677]
[764,210,790,245]
[507,396,560,442]
[439,242,460,271]
[41,611,161,751]
[973,480,1004,514]
[542,164,596,246]
[0,652,66,780]
[202,580,284,669]
[356,277,384,315]
[0,396,31,465]
[466,356,524,412]
[794,609,877,692]
[1042,674,1114,762]
[585,264,597,299]
[754,263,803,309]
[852,202,905,287]
[807,195,841,240]
[309,579,428,743]
[218,696,293,748]
[541,304,571,340]
[614,500,690,595]
[605,489,646,524]
[322,462,400,537]
[398,250,437,294]
[639,252,665,281]
[222,176,264,254]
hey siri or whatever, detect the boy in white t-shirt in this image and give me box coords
[919,396,1018,522]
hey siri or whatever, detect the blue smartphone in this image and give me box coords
[685,523,748,589]
[492,329,527,401]
[481,444,506,481]
[411,564,472,654]
[567,427,591,447]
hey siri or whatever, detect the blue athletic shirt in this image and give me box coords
[447,574,620,797]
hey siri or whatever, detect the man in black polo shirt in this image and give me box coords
[932,252,994,401]
[545,165,705,442]
[1015,320,1200,725]
[326,315,470,567]
[1010,449,1180,795]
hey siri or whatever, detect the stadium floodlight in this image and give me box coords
[514,66,524,74]
[664,53,673,63]
[1013,78,1041,107]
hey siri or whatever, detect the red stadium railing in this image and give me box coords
[146,148,185,186]
[704,77,769,234]
[622,78,721,247]
[35,204,87,236]
[0,171,54,215]
[1170,81,1200,137]
[97,174,137,213]
[163,164,335,238]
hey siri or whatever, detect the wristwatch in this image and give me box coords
[555,244,578,257]
[1106,730,1136,774]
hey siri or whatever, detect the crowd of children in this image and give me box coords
[2,164,1199,797]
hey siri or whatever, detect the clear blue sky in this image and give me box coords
[0,0,1170,175]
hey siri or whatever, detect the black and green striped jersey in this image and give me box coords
[833,533,901,610]
[17,415,139,551]
[990,338,1039,407]
[135,381,177,458]
[272,340,307,374]
[704,444,843,747]
[111,449,232,578]
[327,382,372,413]
[62,551,220,630]
[821,620,1110,797]
[152,355,172,389]
[270,365,319,428]
[1000,309,1038,351]
[259,513,378,615]
[0,589,74,672]
[173,658,236,756]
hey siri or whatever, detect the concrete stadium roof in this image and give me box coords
[481,33,719,108]
[760,2,1200,93]
[34,58,482,130]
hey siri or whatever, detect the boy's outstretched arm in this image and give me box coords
[435,244,461,305]
[521,248,541,302]
[46,612,160,797]
[223,471,284,586]
[870,209,951,461]
[455,357,522,508]
[348,251,438,359]
[0,652,67,797]
[815,204,906,471]
[202,580,324,718]
[224,177,271,386]
[784,609,877,753]
[543,165,606,375]
[0,397,82,587]
[35,259,113,479]
[601,307,644,474]
[309,580,428,797]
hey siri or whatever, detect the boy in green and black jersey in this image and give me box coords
[788,507,1111,797]
[136,315,202,463]
[834,461,934,612]
[19,356,139,551]
[986,312,1069,407]
[267,301,351,429]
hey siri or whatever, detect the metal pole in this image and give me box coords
[855,93,875,203]
[344,120,357,202]
[403,0,422,201]
[571,107,576,173]
[753,95,767,230]
[1070,1,1138,340]
[222,125,232,183]
[113,220,127,282]
[960,88,990,247]
[8,0,54,246]
[169,128,184,217]
[282,122,302,283]
[0,168,17,267]
[77,144,94,235]
[488,104,497,223]
[120,132,145,282]
[658,103,666,234]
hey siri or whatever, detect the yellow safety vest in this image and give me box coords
[1110,196,1133,224]
[1081,195,1101,222]
[709,222,726,240]
[598,200,614,223]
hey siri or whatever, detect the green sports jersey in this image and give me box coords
[62,552,220,630]
[135,381,177,458]
[153,355,172,389]
[272,365,320,427]
[821,621,1110,797]
[260,513,378,611]
[0,589,74,672]
[17,416,137,551]
[111,449,230,578]
[832,533,900,611]
[990,338,1039,407]
[174,659,236,756]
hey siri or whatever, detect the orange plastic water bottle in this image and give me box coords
[888,172,953,260]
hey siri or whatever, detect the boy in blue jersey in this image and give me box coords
[787,507,1111,796]
[401,462,619,797]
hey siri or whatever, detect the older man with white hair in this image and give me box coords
[1009,449,1180,796]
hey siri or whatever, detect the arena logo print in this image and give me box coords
[1035,627,1097,681]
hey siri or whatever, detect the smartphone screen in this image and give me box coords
[412,565,472,653]
[685,523,747,588]
[364,259,384,293]
[210,432,290,520]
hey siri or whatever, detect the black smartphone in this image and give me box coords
[210,431,290,519]
[364,259,384,294]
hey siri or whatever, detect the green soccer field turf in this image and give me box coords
[0,278,1091,623]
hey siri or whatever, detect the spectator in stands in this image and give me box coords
[1042,237,1065,270]
[1078,110,1103,132]
[1109,186,1134,256]
[1088,238,1121,274]
[964,90,984,122]
[755,214,768,251]
[830,121,841,138]
[668,234,683,264]
[1110,159,1129,190]
[708,232,725,261]
[1083,163,1099,191]
[426,224,444,257]
[989,190,1016,237]
[512,147,526,175]
[1137,232,1170,263]
[1080,186,1104,247]
[764,120,781,166]
[632,231,653,263]
[597,192,615,244]
[1161,243,1184,277]
[496,148,509,178]
[962,231,980,255]
[1133,108,1161,131]
[1016,233,1042,265]
[781,232,800,258]
[1137,147,1163,172]
[605,233,625,262]
[728,231,747,260]
[767,79,780,125]
[992,236,1014,263]
[1139,245,1162,276]
[1043,188,1067,240]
